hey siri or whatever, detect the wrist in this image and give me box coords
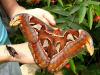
[0,45,12,62]
[0,42,32,63]
[10,5,26,19]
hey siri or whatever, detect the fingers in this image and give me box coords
[9,8,56,27]
[33,14,50,25]
[25,8,56,26]
[9,50,35,64]
[7,42,35,64]
[43,12,56,26]
[36,8,56,26]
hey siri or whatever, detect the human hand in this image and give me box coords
[10,8,56,27]
[8,42,35,64]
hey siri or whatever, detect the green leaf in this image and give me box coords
[69,5,80,15]
[79,5,87,24]
[56,18,66,24]
[65,16,83,29]
[81,64,100,75]
[69,59,77,75]
[95,21,100,28]
[62,68,70,75]
[76,64,87,72]
[77,53,84,62]
[47,0,51,7]
[77,0,83,3]
[44,6,69,16]
[87,5,93,29]
[88,1,100,5]
[94,5,100,16]
[92,27,100,42]
[58,0,64,7]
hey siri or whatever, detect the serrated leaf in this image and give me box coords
[79,5,87,24]
[87,5,93,29]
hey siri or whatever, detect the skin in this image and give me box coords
[0,0,56,63]
[0,42,35,63]
[0,0,56,25]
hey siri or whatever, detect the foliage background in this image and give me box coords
[9,0,100,75]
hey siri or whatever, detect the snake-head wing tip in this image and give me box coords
[85,37,94,56]
[79,29,94,56]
